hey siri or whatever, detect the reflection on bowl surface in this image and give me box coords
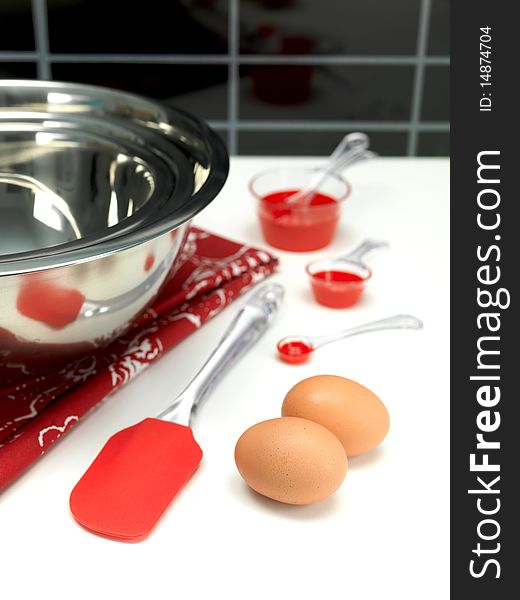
[0,125,167,256]
[0,226,188,387]
[0,81,229,385]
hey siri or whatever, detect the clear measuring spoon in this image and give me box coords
[277,314,423,364]
[306,239,389,308]
[286,132,375,206]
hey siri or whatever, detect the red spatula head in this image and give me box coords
[70,418,203,541]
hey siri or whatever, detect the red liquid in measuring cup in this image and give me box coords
[277,340,313,364]
[313,271,364,283]
[310,270,367,309]
[258,190,339,252]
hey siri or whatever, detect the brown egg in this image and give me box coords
[282,375,390,456]
[235,417,347,505]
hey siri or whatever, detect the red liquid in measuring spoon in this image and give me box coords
[277,339,314,364]
[258,190,339,252]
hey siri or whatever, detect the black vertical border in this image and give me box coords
[451,2,516,597]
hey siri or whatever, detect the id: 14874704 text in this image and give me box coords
[479,27,493,112]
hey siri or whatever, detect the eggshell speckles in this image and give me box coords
[234,416,347,505]
[282,375,390,457]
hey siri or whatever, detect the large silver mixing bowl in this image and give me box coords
[0,83,229,385]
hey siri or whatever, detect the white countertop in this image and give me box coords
[1,157,449,600]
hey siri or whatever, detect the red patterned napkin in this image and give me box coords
[0,228,278,491]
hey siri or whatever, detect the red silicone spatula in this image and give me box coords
[70,283,284,541]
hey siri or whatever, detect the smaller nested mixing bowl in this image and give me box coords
[249,167,351,252]
[0,121,185,263]
[0,113,195,264]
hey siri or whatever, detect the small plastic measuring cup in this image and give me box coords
[306,239,388,308]
[250,133,376,252]
[250,167,351,251]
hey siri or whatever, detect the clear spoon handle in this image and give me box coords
[340,239,389,264]
[288,132,371,205]
[312,314,423,349]
[328,132,369,164]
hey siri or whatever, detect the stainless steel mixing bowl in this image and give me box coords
[0,82,229,385]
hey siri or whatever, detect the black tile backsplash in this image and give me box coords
[51,63,228,121]
[238,130,408,156]
[239,0,420,55]
[47,0,229,54]
[214,129,230,151]
[239,65,414,121]
[0,1,35,51]
[0,63,38,79]
[428,0,450,55]
[0,1,449,156]
[421,66,449,121]
[417,132,450,156]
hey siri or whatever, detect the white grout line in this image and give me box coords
[50,54,231,64]
[234,121,449,132]
[407,0,433,156]
[0,52,450,66]
[207,120,449,136]
[206,121,229,130]
[412,121,450,132]
[30,0,51,79]
[227,0,239,155]
[0,52,38,60]
[238,55,450,66]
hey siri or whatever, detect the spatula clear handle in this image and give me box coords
[157,283,284,426]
